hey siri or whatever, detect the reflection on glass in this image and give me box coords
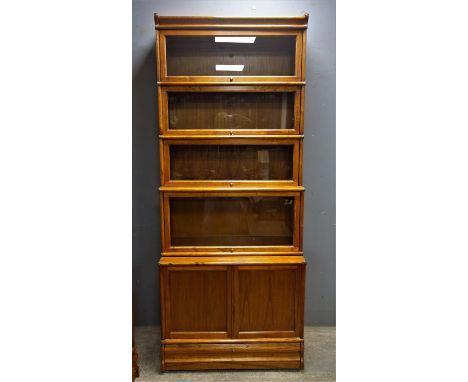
[170,145,293,181]
[214,36,256,43]
[168,92,294,130]
[166,36,296,76]
[215,64,244,72]
[170,197,295,246]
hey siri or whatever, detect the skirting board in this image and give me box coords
[161,338,304,371]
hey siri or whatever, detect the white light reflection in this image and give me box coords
[215,65,245,72]
[214,36,256,43]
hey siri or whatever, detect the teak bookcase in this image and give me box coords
[154,14,309,371]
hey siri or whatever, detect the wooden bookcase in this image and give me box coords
[154,14,309,371]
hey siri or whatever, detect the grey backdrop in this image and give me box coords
[133,0,335,326]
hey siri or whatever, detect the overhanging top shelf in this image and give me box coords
[154,14,309,30]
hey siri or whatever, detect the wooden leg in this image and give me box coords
[132,322,139,381]
[132,345,139,381]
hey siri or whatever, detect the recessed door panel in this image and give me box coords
[233,265,304,338]
[162,266,231,339]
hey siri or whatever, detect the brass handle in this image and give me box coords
[230,77,233,82]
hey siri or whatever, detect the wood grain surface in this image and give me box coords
[154,14,308,371]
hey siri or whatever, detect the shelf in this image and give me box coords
[157,81,306,86]
[159,135,304,139]
[159,256,306,266]
[155,14,309,30]
[159,186,305,192]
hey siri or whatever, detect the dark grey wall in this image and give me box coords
[133,0,335,326]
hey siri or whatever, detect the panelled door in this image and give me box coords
[160,262,305,340]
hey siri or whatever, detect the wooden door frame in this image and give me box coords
[160,190,303,255]
[158,29,303,83]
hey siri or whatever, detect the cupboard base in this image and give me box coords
[161,339,304,371]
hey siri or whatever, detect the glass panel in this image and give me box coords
[170,145,293,181]
[170,197,294,246]
[166,36,296,76]
[168,92,295,130]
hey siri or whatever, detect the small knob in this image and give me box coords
[229,182,233,187]
[230,248,234,253]
[229,131,233,136]
[230,77,233,82]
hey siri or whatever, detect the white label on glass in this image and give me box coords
[215,36,256,43]
[215,65,245,72]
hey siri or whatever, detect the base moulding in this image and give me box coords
[161,338,304,371]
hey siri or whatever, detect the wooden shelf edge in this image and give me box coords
[159,134,304,139]
[159,255,306,266]
[161,251,304,257]
[162,337,304,344]
[158,186,305,192]
[154,14,309,29]
[157,81,306,86]
[156,25,308,30]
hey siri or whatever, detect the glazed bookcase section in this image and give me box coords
[157,30,305,83]
[158,85,303,136]
[160,191,303,255]
[160,137,301,187]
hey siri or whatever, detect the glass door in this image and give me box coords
[162,191,302,254]
[161,138,300,187]
[159,85,302,135]
[159,31,303,82]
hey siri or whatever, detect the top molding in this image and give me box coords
[154,14,309,30]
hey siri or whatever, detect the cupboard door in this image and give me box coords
[162,192,302,253]
[233,265,305,338]
[159,31,303,82]
[161,266,231,339]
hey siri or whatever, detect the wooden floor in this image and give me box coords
[134,326,335,381]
